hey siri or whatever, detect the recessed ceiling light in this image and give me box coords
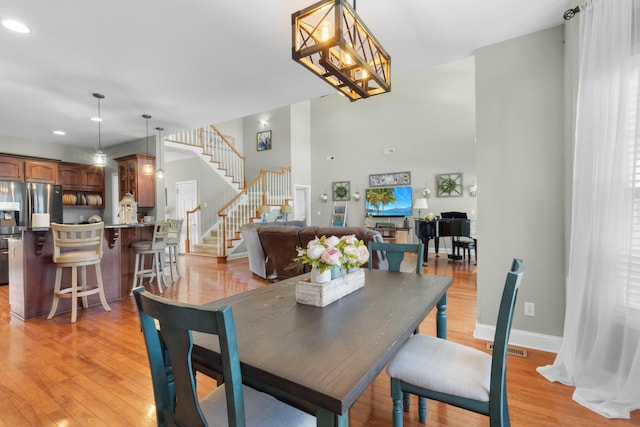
[53,130,66,136]
[90,116,103,122]
[1,19,31,34]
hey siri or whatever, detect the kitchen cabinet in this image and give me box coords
[58,163,105,208]
[115,154,155,208]
[0,155,24,181]
[25,160,58,184]
[57,163,82,188]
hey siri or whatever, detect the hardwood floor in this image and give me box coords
[0,254,638,426]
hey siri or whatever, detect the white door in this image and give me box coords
[176,180,198,253]
[294,185,311,225]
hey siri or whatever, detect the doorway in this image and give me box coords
[294,184,311,225]
[176,180,198,253]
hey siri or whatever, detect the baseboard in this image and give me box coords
[227,251,248,261]
[474,323,563,353]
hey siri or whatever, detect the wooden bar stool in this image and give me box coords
[130,221,169,295]
[47,222,111,323]
[166,218,184,281]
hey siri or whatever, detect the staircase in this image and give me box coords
[166,125,292,260]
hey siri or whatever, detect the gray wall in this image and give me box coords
[475,26,565,337]
[243,106,292,183]
[309,57,478,234]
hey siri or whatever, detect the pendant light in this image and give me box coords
[92,93,106,167]
[292,0,391,101]
[155,126,165,180]
[141,114,154,176]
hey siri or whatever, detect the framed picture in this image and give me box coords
[332,181,350,201]
[368,171,411,187]
[257,130,272,151]
[436,173,463,197]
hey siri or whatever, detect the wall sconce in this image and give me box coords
[280,204,292,221]
[320,193,328,202]
[258,205,270,222]
[422,187,431,198]
[352,191,360,201]
[469,184,477,197]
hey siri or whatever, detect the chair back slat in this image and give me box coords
[367,242,424,275]
[489,258,524,421]
[151,221,170,250]
[50,222,104,262]
[167,218,184,242]
[133,288,247,427]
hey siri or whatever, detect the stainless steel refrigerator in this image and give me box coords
[0,181,63,284]
[0,181,63,227]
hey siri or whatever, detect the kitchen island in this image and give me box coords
[8,223,155,321]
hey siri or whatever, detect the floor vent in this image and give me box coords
[486,343,528,358]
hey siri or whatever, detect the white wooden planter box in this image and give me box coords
[296,268,365,307]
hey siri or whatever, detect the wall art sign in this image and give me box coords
[436,173,463,197]
[368,171,411,187]
[332,181,350,201]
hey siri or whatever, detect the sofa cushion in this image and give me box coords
[258,226,306,281]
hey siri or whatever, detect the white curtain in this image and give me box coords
[537,0,640,419]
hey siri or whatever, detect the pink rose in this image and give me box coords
[320,247,341,265]
[356,245,370,264]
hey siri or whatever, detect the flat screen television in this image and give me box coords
[365,186,413,217]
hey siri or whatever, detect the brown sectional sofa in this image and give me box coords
[241,222,386,281]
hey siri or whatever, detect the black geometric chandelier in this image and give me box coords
[292,0,391,101]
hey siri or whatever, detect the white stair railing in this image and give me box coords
[167,124,245,189]
[213,167,292,257]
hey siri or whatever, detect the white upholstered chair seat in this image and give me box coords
[200,384,315,426]
[386,334,492,402]
[54,250,100,265]
[130,240,165,251]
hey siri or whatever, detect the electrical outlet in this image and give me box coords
[383,147,396,154]
[524,302,535,316]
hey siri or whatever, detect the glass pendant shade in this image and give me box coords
[142,163,154,176]
[142,114,154,176]
[93,151,106,167]
[93,93,106,167]
[155,126,165,180]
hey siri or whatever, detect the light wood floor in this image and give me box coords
[0,254,638,426]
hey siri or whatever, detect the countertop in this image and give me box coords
[6,223,155,235]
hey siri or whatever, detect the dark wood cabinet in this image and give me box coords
[0,155,24,181]
[24,160,58,184]
[58,162,105,208]
[82,166,104,190]
[115,154,155,208]
[57,163,82,187]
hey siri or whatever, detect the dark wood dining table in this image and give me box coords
[192,268,452,427]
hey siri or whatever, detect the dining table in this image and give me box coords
[191,268,452,427]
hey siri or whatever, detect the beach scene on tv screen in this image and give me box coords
[365,186,413,216]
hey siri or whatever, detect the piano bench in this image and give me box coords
[454,238,477,265]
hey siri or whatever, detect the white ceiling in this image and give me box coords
[0,0,569,149]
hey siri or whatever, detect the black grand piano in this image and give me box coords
[415,212,472,263]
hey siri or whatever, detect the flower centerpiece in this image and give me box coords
[294,235,369,284]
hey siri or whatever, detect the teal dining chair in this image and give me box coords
[367,241,424,275]
[386,258,525,427]
[133,288,315,427]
